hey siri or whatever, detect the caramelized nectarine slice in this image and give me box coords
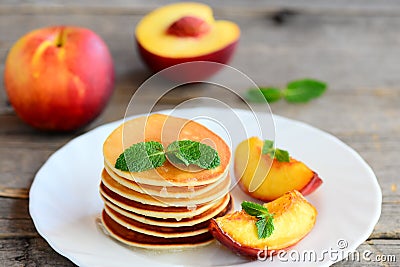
[209,190,317,258]
[235,137,322,201]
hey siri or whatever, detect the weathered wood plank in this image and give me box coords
[0,198,30,219]
[0,237,75,267]
[335,239,400,267]
[2,0,400,16]
[0,219,37,238]
[372,202,400,240]
[0,187,29,199]
[0,147,54,189]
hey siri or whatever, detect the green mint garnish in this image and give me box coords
[166,140,220,170]
[262,140,274,155]
[115,140,220,172]
[245,78,327,104]
[241,201,274,239]
[245,87,282,103]
[284,79,327,103]
[262,139,290,162]
[255,215,274,239]
[115,141,166,172]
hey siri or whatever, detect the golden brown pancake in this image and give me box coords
[103,193,231,227]
[101,169,230,207]
[104,206,209,238]
[103,114,231,186]
[104,163,227,198]
[100,183,227,219]
[101,210,214,249]
[101,194,233,248]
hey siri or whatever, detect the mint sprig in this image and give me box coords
[115,140,220,172]
[241,201,274,239]
[262,139,290,162]
[245,78,327,103]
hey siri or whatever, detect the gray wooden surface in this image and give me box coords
[0,1,399,266]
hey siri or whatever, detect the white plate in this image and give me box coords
[29,108,381,267]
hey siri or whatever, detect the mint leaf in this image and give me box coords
[115,141,166,172]
[284,79,327,103]
[262,139,290,162]
[241,201,270,217]
[256,216,274,239]
[260,87,282,103]
[245,78,326,104]
[274,149,290,162]
[166,140,220,170]
[197,142,220,169]
[166,140,197,166]
[245,89,268,103]
[245,88,282,103]
[242,201,274,239]
[262,140,274,155]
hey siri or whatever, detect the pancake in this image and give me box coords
[103,194,232,239]
[101,169,230,207]
[103,193,232,227]
[104,206,208,238]
[104,163,227,198]
[101,210,214,249]
[100,183,227,219]
[103,114,231,186]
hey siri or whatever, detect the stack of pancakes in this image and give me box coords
[100,114,233,249]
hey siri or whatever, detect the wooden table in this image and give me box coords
[0,1,398,266]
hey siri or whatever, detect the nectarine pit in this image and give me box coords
[166,16,211,37]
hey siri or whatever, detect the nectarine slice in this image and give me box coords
[235,137,322,201]
[209,190,317,258]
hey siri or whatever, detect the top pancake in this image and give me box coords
[103,114,231,186]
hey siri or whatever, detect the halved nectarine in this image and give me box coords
[135,2,240,81]
[209,190,317,258]
[235,137,322,201]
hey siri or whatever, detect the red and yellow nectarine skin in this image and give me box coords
[210,190,318,258]
[4,26,115,131]
[137,41,238,81]
[235,137,322,201]
[135,2,240,81]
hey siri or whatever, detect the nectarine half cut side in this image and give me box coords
[209,190,318,258]
[135,2,240,80]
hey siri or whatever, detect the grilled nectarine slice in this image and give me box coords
[235,137,322,201]
[209,190,317,258]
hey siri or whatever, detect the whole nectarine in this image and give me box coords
[4,26,115,131]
